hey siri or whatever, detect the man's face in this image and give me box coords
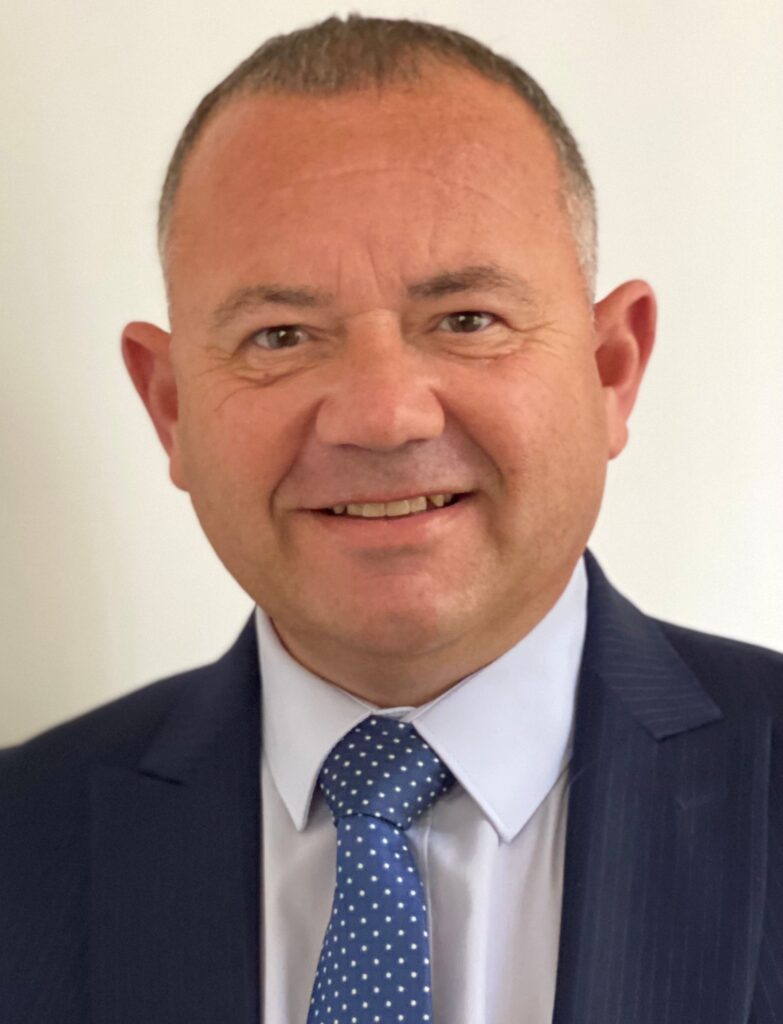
[127,66,653,696]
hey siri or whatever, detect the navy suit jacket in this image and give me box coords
[2,548,783,1023]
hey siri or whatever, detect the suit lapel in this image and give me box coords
[90,616,261,1024]
[552,551,769,1024]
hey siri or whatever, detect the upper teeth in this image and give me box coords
[330,493,455,517]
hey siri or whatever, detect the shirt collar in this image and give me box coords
[257,555,587,843]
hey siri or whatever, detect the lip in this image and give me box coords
[304,492,477,546]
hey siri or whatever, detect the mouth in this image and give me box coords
[314,492,471,520]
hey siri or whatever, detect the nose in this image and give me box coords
[315,326,446,451]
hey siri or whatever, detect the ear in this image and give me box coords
[121,321,188,490]
[592,279,657,460]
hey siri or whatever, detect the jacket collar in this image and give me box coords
[136,612,260,784]
[579,547,722,739]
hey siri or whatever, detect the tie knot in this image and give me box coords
[318,715,454,830]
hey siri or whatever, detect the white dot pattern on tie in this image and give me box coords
[307,716,455,1024]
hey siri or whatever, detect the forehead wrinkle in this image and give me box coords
[174,156,567,307]
[180,154,555,242]
[242,164,551,226]
[333,238,399,315]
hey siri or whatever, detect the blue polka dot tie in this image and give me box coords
[307,715,455,1024]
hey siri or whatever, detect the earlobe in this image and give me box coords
[121,321,188,490]
[592,280,657,460]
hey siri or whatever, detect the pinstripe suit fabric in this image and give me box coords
[1,548,782,1023]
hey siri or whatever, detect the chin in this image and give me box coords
[332,597,460,657]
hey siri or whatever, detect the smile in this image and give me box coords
[324,493,461,519]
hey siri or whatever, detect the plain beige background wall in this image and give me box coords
[2,0,782,746]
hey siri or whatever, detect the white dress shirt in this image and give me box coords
[258,555,588,1024]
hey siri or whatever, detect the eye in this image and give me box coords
[249,325,308,351]
[439,311,497,333]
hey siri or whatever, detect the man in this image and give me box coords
[1,13,782,1024]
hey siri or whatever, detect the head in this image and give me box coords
[123,15,656,705]
[156,15,598,301]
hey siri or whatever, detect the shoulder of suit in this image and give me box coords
[0,658,214,778]
[655,616,783,726]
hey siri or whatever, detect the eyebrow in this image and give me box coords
[210,284,330,329]
[208,263,536,330]
[406,264,535,303]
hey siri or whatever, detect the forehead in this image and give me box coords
[167,67,572,308]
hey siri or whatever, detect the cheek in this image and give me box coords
[462,353,606,498]
[176,381,297,521]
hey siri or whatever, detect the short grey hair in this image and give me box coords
[158,13,598,298]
